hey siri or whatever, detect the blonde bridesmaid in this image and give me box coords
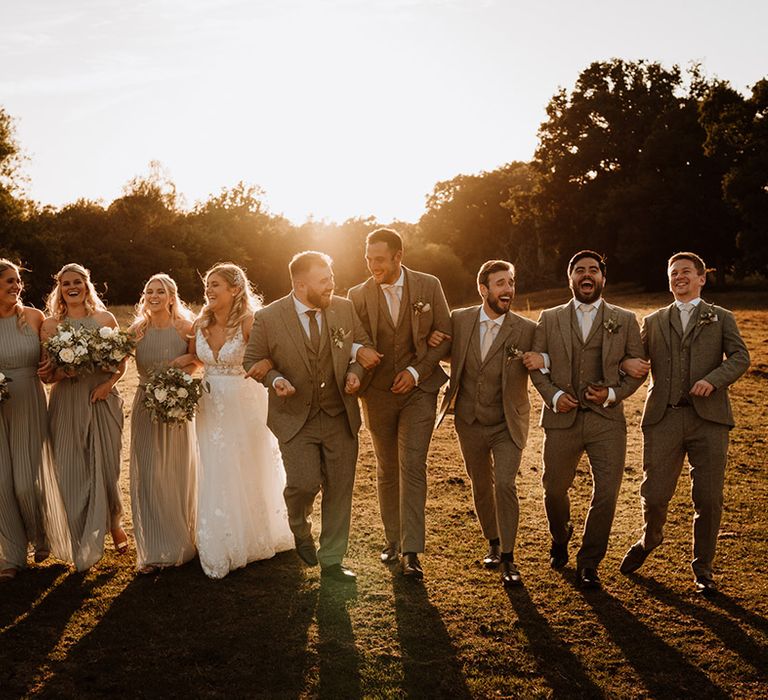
[128,274,198,575]
[40,263,127,571]
[0,260,64,581]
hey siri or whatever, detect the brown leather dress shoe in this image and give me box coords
[577,567,601,589]
[380,542,400,565]
[483,544,502,569]
[321,564,357,583]
[295,537,318,566]
[620,541,657,575]
[695,576,717,595]
[401,553,424,580]
[550,523,574,569]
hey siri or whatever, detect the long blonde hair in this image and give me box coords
[194,263,261,340]
[130,273,195,341]
[0,258,26,328]
[45,263,107,321]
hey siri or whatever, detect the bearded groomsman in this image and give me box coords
[527,250,645,589]
[349,228,451,580]
[619,252,749,594]
[436,260,536,587]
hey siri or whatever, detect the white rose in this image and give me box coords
[183,374,193,384]
[74,344,88,356]
[154,388,168,402]
[59,348,76,363]
[0,372,5,382]
[99,326,114,339]
[176,387,189,398]
[59,331,73,342]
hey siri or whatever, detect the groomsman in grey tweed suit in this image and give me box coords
[436,260,536,587]
[528,250,645,589]
[348,228,451,580]
[619,252,749,594]
[243,251,373,583]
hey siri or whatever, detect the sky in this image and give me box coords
[1,0,766,224]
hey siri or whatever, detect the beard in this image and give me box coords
[307,288,332,309]
[571,277,604,303]
[486,291,511,316]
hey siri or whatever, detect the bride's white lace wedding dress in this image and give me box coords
[195,327,293,579]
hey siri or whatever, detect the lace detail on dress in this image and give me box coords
[197,327,247,377]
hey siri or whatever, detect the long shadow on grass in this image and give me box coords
[37,554,317,699]
[0,567,118,698]
[316,580,361,698]
[631,575,768,678]
[504,587,603,698]
[391,577,472,699]
[0,563,68,630]
[580,586,729,699]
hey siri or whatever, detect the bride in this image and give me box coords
[191,263,293,579]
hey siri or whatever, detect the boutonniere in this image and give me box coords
[330,326,349,349]
[697,307,718,326]
[603,316,622,334]
[505,345,524,363]
[412,300,431,315]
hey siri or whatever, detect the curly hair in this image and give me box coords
[0,258,26,329]
[194,263,261,340]
[44,263,107,321]
[130,273,195,341]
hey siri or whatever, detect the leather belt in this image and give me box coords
[668,399,691,409]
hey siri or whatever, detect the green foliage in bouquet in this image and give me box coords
[143,367,207,424]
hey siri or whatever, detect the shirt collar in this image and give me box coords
[675,297,701,309]
[575,297,603,311]
[382,268,405,289]
[479,307,504,326]
[292,294,319,316]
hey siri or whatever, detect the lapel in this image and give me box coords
[598,302,613,368]
[483,312,514,365]
[586,302,605,345]
[363,278,380,342]
[323,304,341,383]
[499,313,522,384]
[557,301,574,364]
[279,295,311,373]
[404,267,420,345]
[455,308,480,382]
[657,304,673,350]
[670,304,684,339]
[689,301,708,343]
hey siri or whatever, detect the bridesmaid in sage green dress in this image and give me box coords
[129,274,198,575]
[0,260,67,582]
[40,263,128,572]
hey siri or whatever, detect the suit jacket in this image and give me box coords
[243,294,371,442]
[436,305,536,450]
[530,299,645,428]
[641,300,749,428]
[348,266,451,394]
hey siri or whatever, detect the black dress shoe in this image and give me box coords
[380,542,400,565]
[401,553,424,580]
[695,576,717,595]
[295,537,318,566]
[577,567,601,589]
[500,561,522,588]
[620,541,656,575]
[483,544,502,569]
[320,564,357,583]
[549,523,574,569]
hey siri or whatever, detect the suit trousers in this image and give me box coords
[641,406,729,579]
[277,411,358,568]
[542,410,626,568]
[455,416,522,554]
[361,386,437,553]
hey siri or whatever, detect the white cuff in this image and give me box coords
[552,389,564,412]
[406,366,420,384]
[539,352,551,374]
[603,388,616,407]
[351,342,362,363]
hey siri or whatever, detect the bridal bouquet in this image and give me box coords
[43,322,95,375]
[143,367,206,424]
[0,372,11,403]
[89,326,136,372]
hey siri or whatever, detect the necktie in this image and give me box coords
[384,285,401,323]
[480,319,498,361]
[679,302,693,332]
[579,303,595,341]
[306,310,320,351]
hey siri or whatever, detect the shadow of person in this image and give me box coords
[0,562,69,629]
[316,579,361,699]
[0,566,119,698]
[578,585,729,698]
[36,553,317,698]
[629,574,768,676]
[391,576,472,699]
[503,586,603,697]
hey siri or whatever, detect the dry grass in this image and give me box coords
[1,290,767,699]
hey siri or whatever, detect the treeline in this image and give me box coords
[1,59,766,308]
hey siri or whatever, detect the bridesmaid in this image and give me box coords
[0,260,59,581]
[40,263,128,571]
[128,274,198,575]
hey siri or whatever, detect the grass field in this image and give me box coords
[1,290,767,698]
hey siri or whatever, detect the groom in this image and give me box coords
[243,251,372,583]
